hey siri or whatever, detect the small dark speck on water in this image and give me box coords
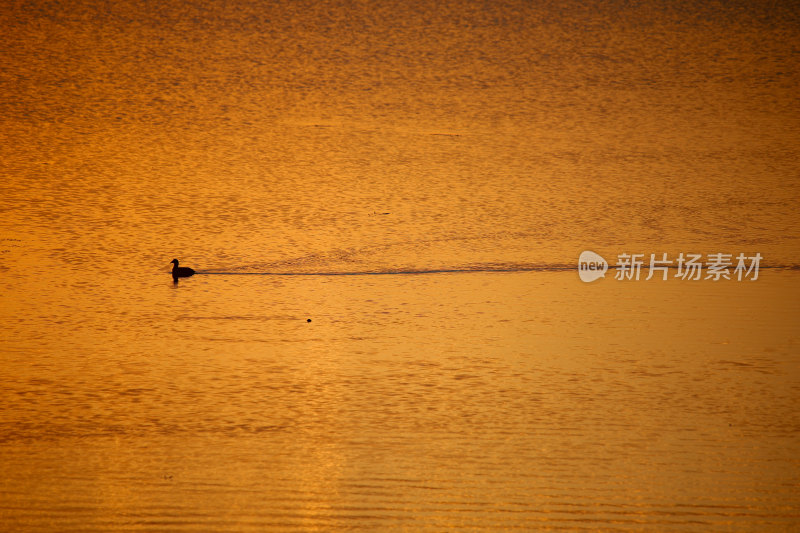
[307,319,312,322]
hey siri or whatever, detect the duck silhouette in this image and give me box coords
[170,258,195,279]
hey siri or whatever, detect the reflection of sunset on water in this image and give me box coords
[1,0,798,530]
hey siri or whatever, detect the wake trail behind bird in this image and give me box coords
[196,265,576,276]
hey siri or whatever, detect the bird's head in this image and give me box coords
[170,259,179,265]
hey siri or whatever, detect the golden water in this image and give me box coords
[1,0,798,530]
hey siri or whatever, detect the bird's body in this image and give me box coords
[170,258,195,278]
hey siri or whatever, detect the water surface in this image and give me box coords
[1,0,798,530]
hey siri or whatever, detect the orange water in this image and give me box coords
[1,0,798,530]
